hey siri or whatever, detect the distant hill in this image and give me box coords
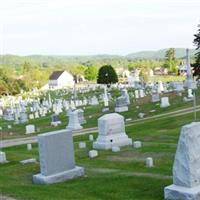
[126,48,198,59]
[0,48,198,68]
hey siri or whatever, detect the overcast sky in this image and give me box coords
[0,0,199,55]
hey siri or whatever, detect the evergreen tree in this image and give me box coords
[97,65,118,85]
[193,24,200,79]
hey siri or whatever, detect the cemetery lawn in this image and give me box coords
[1,88,199,140]
[0,111,199,200]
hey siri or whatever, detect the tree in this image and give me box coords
[97,65,118,85]
[84,66,98,81]
[193,24,200,79]
[163,48,177,73]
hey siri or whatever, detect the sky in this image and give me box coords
[0,0,199,56]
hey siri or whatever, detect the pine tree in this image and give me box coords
[193,24,200,79]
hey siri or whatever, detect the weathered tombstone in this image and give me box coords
[78,142,86,149]
[188,88,193,98]
[67,110,82,130]
[51,114,61,127]
[151,93,160,103]
[20,112,28,123]
[27,143,32,151]
[93,113,132,150]
[139,89,145,98]
[33,129,84,184]
[160,97,170,108]
[0,152,7,163]
[146,157,153,168]
[89,134,94,141]
[25,125,35,134]
[135,90,139,99]
[29,113,34,120]
[133,141,142,148]
[164,122,200,199]
[115,89,130,112]
[89,150,98,158]
[77,109,86,125]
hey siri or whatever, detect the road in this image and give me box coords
[1,105,200,148]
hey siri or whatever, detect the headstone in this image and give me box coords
[138,113,145,119]
[25,125,35,134]
[20,112,28,123]
[133,141,142,148]
[151,93,160,103]
[188,88,193,98]
[89,150,98,158]
[146,157,153,168]
[139,89,145,98]
[77,109,86,125]
[89,135,94,141]
[0,152,7,163]
[115,89,130,113]
[27,143,32,151]
[93,113,132,150]
[135,90,139,99]
[67,110,82,130]
[51,114,61,127]
[79,142,86,149]
[33,129,84,184]
[164,122,200,199]
[160,97,170,108]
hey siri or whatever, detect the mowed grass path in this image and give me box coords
[0,111,199,200]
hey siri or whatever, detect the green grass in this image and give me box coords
[0,110,199,200]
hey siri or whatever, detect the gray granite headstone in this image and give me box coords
[33,129,84,184]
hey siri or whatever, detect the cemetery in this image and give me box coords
[0,1,200,199]
[0,74,200,199]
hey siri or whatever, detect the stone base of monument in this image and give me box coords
[33,166,84,185]
[164,184,200,200]
[51,121,61,127]
[93,133,132,150]
[115,106,128,113]
[66,124,83,130]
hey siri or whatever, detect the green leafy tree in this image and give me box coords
[84,66,98,81]
[97,65,118,85]
[193,23,200,79]
[163,48,177,73]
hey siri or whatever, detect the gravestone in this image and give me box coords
[89,150,98,158]
[19,112,28,123]
[67,110,82,130]
[135,90,139,99]
[93,113,132,150]
[25,125,35,134]
[33,129,84,184]
[160,97,170,108]
[188,89,193,98]
[115,89,130,113]
[164,122,200,199]
[51,114,61,127]
[151,93,160,103]
[0,152,7,163]
[77,109,86,125]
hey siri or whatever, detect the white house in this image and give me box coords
[48,71,74,89]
